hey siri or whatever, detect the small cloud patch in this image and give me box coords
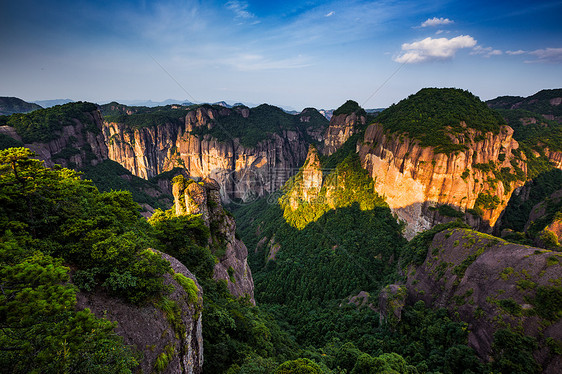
[526,48,562,63]
[471,46,502,58]
[420,17,454,27]
[394,35,476,63]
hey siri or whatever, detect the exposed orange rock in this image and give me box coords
[104,106,314,202]
[358,123,527,238]
[321,112,365,156]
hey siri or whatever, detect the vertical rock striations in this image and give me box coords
[1,109,108,168]
[103,106,323,202]
[358,123,527,238]
[321,110,365,156]
[172,176,255,303]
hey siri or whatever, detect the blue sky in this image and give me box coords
[1,0,561,110]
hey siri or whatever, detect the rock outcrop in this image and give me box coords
[173,176,255,303]
[283,145,323,210]
[406,228,562,373]
[0,110,108,168]
[104,106,320,202]
[321,111,365,156]
[378,284,407,326]
[76,251,204,374]
[358,123,527,239]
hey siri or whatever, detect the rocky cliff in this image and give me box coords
[406,228,562,373]
[104,106,325,202]
[321,111,365,156]
[172,176,255,302]
[358,123,527,238]
[0,109,108,168]
[76,251,204,374]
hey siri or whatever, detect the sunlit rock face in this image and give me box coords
[173,177,255,303]
[358,123,527,239]
[321,111,365,156]
[103,106,324,203]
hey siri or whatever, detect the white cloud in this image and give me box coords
[325,11,335,17]
[525,48,562,63]
[226,1,256,20]
[506,50,526,55]
[435,29,444,35]
[420,17,454,27]
[471,45,502,57]
[394,35,477,63]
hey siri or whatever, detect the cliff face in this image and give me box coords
[321,112,365,156]
[76,251,204,374]
[407,228,562,373]
[284,145,323,210]
[0,110,108,168]
[173,176,255,303]
[104,106,315,202]
[358,123,527,238]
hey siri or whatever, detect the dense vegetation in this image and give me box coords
[376,88,505,154]
[0,102,99,143]
[0,147,162,372]
[332,100,366,117]
[0,96,42,116]
[190,104,328,148]
[280,154,387,229]
[104,106,187,129]
[81,160,174,211]
[147,204,300,373]
[230,140,491,372]
[487,89,562,118]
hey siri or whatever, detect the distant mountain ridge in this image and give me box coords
[33,99,74,108]
[0,97,42,115]
[487,88,562,123]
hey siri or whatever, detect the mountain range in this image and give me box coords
[1,87,562,373]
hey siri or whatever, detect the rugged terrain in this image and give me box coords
[406,228,562,373]
[77,251,204,374]
[172,176,255,302]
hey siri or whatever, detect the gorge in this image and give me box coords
[1,88,562,373]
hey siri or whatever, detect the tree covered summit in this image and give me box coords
[376,88,506,153]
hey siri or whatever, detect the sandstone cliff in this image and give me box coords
[321,111,365,156]
[358,123,527,238]
[104,106,324,202]
[172,176,255,302]
[0,110,108,168]
[76,251,204,374]
[406,228,562,373]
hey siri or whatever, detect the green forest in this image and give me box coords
[1,88,562,373]
[376,88,505,154]
[2,145,541,374]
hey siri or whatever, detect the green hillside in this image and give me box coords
[488,89,562,119]
[0,97,42,116]
[376,88,506,154]
[0,101,99,143]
